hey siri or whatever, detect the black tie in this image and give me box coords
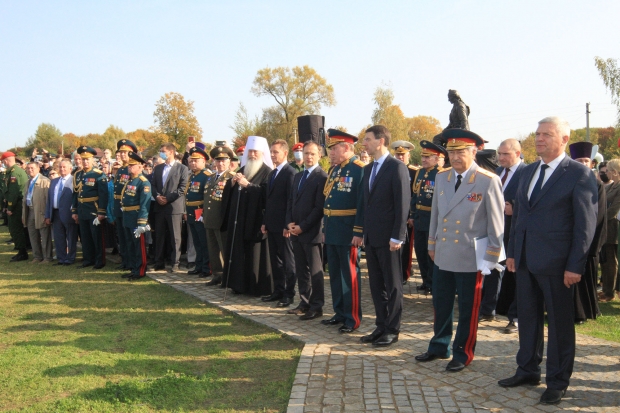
[501,169,510,186]
[369,162,379,189]
[269,170,277,189]
[455,174,463,192]
[298,169,309,191]
[529,164,549,205]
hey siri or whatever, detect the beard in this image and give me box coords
[244,159,262,181]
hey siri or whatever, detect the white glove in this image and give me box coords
[134,226,146,238]
[93,217,100,226]
[479,260,505,275]
[196,216,203,223]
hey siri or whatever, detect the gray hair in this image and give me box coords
[499,138,522,152]
[336,142,355,152]
[539,116,570,138]
[59,159,73,167]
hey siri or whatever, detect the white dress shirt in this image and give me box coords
[500,160,522,191]
[53,174,73,209]
[162,159,176,186]
[527,153,565,199]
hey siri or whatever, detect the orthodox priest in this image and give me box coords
[222,136,274,296]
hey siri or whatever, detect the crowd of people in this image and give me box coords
[1,115,617,406]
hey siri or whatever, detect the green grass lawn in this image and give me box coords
[576,299,620,343]
[0,226,302,412]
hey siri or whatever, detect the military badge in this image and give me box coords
[10,176,16,182]
[125,185,137,196]
[85,178,96,186]
[466,193,482,202]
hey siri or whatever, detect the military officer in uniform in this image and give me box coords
[408,141,447,294]
[321,129,365,333]
[390,140,419,283]
[1,151,29,261]
[204,145,236,286]
[415,129,504,372]
[289,142,305,173]
[113,139,138,271]
[0,164,7,226]
[71,146,109,269]
[184,147,212,278]
[120,151,151,280]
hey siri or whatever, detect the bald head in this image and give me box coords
[497,139,522,169]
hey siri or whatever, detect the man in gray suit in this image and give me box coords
[45,159,77,265]
[499,117,598,405]
[415,129,504,372]
[151,143,189,273]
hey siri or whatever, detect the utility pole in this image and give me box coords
[586,102,591,142]
[293,127,298,143]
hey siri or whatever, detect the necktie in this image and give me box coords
[56,178,65,208]
[369,162,379,189]
[455,174,463,192]
[270,170,277,189]
[298,169,309,191]
[501,168,510,186]
[529,164,549,205]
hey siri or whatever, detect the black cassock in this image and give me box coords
[222,163,273,296]
[574,178,606,322]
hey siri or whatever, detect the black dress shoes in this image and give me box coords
[198,272,210,278]
[53,262,65,266]
[540,388,566,405]
[121,273,133,278]
[287,305,308,315]
[360,330,385,344]
[116,264,128,271]
[150,264,165,271]
[205,277,221,286]
[372,333,399,347]
[414,352,449,362]
[478,314,496,322]
[277,297,294,307]
[79,263,93,268]
[261,293,283,302]
[338,325,355,334]
[498,375,541,388]
[187,269,201,275]
[93,264,105,269]
[320,318,343,326]
[299,310,322,320]
[445,359,465,372]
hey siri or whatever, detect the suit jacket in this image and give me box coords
[151,161,189,215]
[508,156,598,276]
[286,167,328,244]
[359,155,410,247]
[265,163,296,232]
[604,181,620,245]
[429,163,504,272]
[22,174,50,229]
[45,175,74,225]
[496,162,526,247]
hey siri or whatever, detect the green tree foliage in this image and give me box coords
[229,102,264,149]
[25,123,63,155]
[96,125,126,151]
[153,92,203,149]
[595,57,620,126]
[250,65,336,145]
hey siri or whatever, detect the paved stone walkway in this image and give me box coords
[148,262,620,413]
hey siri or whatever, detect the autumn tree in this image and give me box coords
[250,65,336,145]
[229,103,264,149]
[25,123,63,155]
[93,125,127,151]
[153,92,203,148]
[595,57,620,126]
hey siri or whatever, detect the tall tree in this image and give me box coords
[25,123,63,155]
[251,65,335,144]
[371,87,409,142]
[96,125,126,151]
[595,57,620,126]
[153,92,203,148]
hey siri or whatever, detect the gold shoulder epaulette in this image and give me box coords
[408,164,420,170]
[93,168,102,174]
[438,167,452,174]
[353,160,365,168]
[476,168,495,178]
[139,175,148,182]
[203,170,213,176]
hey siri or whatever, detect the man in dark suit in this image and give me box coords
[353,125,410,347]
[45,159,78,265]
[479,138,525,331]
[150,142,189,273]
[499,117,598,405]
[286,141,328,320]
[261,139,297,307]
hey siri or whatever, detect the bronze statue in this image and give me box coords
[445,89,470,130]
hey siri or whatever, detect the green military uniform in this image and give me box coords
[185,147,212,277]
[203,145,236,285]
[0,168,7,225]
[289,160,304,173]
[121,153,151,279]
[2,159,29,260]
[322,130,365,331]
[114,139,138,271]
[72,147,109,268]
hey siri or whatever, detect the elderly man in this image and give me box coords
[112,139,138,272]
[222,136,273,296]
[2,151,29,261]
[415,129,504,372]
[499,117,598,405]
[45,159,78,266]
[408,141,448,294]
[23,162,52,263]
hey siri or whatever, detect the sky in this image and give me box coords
[1,0,619,151]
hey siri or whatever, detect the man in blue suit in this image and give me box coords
[499,117,598,405]
[479,138,525,330]
[354,125,410,347]
[45,159,78,265]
